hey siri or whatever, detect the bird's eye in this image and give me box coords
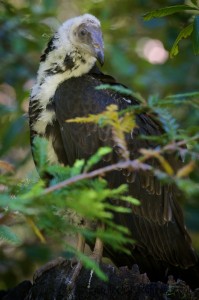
[80,29,87,36]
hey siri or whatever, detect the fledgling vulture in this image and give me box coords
[29,14,199,288]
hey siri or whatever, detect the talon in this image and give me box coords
[70,257,78,269]
[87,270,94,289]
[67,261,83,291]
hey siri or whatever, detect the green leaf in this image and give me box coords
[191,0,198,7]
[96,85,145,104]
[46,164,71,179]
[96,84,133,96]
[0,225,21,245]
[0,193,13,207]
[176,178,199,196]
[120,196,140,206]
[32,136,48,174]
[170,23,194,58]
[79,254,108,281]
[95,228,134,255]
[47,159,85,180]
[143,5,198,21]
[65,188,113,220]
[163,92,199,108]
[105,203,131,213]
[20,180,44,201]
[72,159,85,175]
[192,16,199,54]
[165,91,199,99]
[84,147,112,172]
[154,108,179,139]
[67,246,108,281]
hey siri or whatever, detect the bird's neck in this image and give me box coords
[31,44,96,108]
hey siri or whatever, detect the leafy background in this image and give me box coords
[0,0,199,289]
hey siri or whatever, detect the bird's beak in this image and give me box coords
[91,29,104,66]
[94,44,104,66]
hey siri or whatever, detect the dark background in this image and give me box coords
[0,0,199,289]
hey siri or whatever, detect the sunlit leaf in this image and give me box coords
[84,147,112,172]
[120,112,136,133]
[140,149,174,175]
[176,161,196,178]
[120,196,140,206]
[67,105,134,160]
[108,184,128,197]
[66,104,117,126]
[105,203,131,213]
[156,155,174,175]
[20,180,44,201]
[26,217,46,243]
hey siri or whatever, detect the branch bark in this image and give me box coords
[43,160,152,195]
[1,260,198,300]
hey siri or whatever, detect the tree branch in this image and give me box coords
[43,160,152,195]
[1,261,198,300]
[42,134,199,196]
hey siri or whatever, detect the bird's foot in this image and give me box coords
[89,252,101,264]
[67,251,102,291]
[33,257,66,282]
[86,254,101,290]
[67,229,104,291]
[70,256,79,268]
[67,260,83,291]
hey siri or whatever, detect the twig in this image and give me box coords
[43,160,152,195]
[139,134,199,160]
[43,135,199,196]
[162,134,199,151]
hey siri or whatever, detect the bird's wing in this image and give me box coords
[53,66,198,268]
[53,72,116,165]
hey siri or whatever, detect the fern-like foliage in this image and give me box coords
[67,104,136,160]
[0,225,21,245]
[144,3,199,57]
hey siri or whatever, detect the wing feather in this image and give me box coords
[52,65,198,269]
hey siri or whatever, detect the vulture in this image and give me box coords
[29,14,199,288]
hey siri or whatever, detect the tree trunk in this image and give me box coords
[1,260,198,300]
